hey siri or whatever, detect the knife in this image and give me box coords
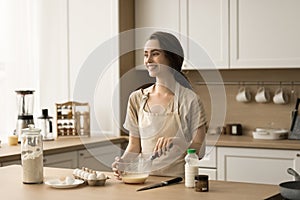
[136,177,183,192]
[290,98,300,131]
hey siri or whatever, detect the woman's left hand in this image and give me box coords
[153,137,173,157]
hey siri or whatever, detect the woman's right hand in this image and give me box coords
[111,156,123,180]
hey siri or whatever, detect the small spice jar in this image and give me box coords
[195,175,209,192]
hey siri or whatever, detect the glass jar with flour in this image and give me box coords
[21,125,43,184]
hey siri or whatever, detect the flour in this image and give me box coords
[22,151,43,184]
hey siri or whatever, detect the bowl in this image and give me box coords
[116,156,152,184]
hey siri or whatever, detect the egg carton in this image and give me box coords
[72,167,109,186]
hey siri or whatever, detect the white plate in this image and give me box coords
[45,179,84,189]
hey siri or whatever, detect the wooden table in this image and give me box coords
[1,165,279,200]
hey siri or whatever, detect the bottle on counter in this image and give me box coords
[21,124,43,184]
[184,148,199,188]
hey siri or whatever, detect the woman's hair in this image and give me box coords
[148,31,192,89]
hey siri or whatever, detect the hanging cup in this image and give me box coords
[273,88,289,104]
[236,87,251,103]
[255,86,271,103]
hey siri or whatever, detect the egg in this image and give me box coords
[65,176,75,185]
[88,173,97,180]
[73,168,79,176]
[79,170,85,179]
[97,172,106,180]
[84,172,90,180]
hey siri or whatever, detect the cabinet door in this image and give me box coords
[185,0,229,69]
[1,160,21,167]
[230,0,300,68]
[68,0,119,135]
[78,144,121,171]
[217,147,300,185]
[135,0,182,68]
[44,152,77,169]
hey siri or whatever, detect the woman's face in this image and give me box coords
[144,39,170,77]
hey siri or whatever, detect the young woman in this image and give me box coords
[112,31,207,177]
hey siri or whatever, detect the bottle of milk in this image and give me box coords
[184,149,199,188]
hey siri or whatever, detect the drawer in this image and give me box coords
[198,168,217,180]
[199,146,217,168]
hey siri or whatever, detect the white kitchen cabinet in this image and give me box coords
[1,159,21,167]
[229,0,300,69]
[198,146,217,180]
[136,0,300,69]
[184,0,229,69]
[78,144,121,171]
[135,0,182,68]
[217,147,300,185]
[43,151,77,169]
[68,0,119,136]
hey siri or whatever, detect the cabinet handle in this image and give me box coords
[43,158,47,163]
[79,153,84,156]
[297,153,300,157]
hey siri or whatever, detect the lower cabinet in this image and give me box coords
[78,144,121,171]
[43,151,78,169]
[198,146,217,180]
[1,143,123,171]
[1,159,21,167]
[217,147,300,185]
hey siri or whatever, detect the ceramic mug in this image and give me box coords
[273,88,289,104]
[236,87,251,103]
[255,86,270,103]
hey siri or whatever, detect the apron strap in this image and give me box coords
[173,82,180,114]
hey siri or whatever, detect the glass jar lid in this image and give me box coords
[22,124,41,134]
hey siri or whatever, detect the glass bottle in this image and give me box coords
[21,124,43,184]
[184,148,199,188]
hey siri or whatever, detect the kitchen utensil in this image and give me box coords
[279,181,300,200]
[37,109,54,141]
[116,156,152,184]
[45,179,84,189]
[287,168,300,181]
[252,128,288,140]
[289,98,300,140]
[15,90,35,142]
[136,177,183,192]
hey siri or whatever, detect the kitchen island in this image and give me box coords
[1,165,279,200]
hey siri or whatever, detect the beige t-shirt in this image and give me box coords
[124,83,207,140]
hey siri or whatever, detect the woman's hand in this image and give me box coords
[153,137,174,158]
[111,156,123,180]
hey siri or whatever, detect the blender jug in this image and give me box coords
[15,90,35,141]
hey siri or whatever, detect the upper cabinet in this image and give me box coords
[185,0,229,69]
[135,0,181,68]
[135,0,300,69]
[230,0,300,69]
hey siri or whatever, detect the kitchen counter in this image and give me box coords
[207,134,300,150]
[1,165,279,200]
[1,134,300,163]
[0,135,128,162]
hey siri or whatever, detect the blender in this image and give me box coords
[15,90,35,142]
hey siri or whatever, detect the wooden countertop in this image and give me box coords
[207,134,300,150]
[1,165,279,200]
[0,136,128,162]
[1,134,299,163]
